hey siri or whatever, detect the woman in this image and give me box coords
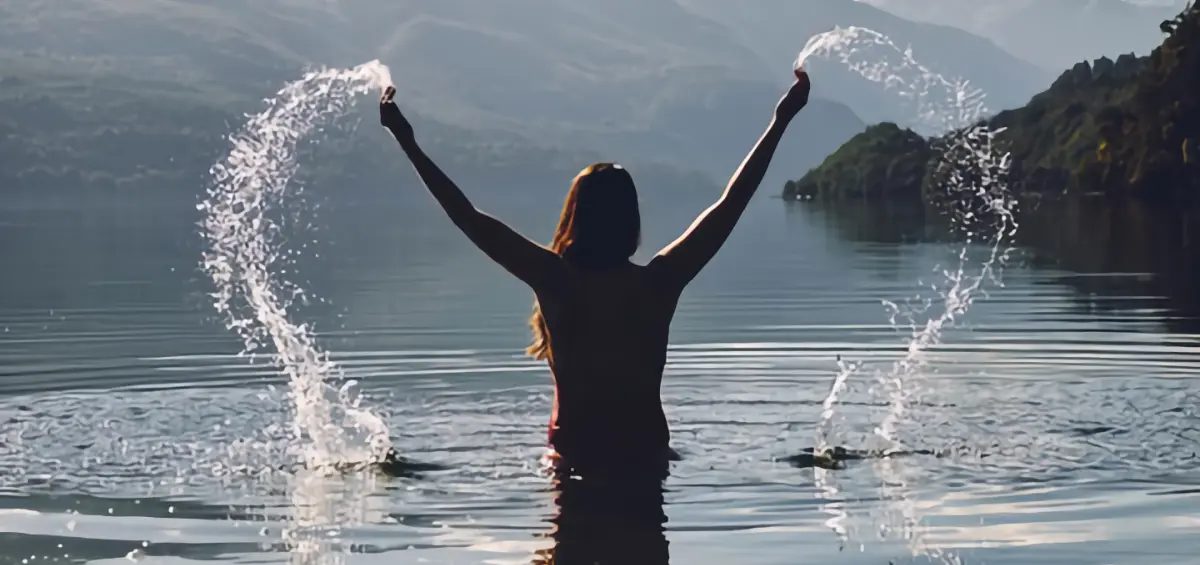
[379,73,811,476]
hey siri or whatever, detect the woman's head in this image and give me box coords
[526,163,642,359]
[549,163,641,266]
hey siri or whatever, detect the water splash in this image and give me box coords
[198,59,393,561]
[812,355,862,548]
[815,355,862,452]
[796,26,988,135]
[795,27,1018,561]
[875,125,1017,451]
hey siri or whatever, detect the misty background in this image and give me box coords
[1,0,1186,214]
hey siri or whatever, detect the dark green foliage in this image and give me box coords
[783,123,935,201]
[785,2,1200,203]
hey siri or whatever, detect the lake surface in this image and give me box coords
[1,191,1197,565]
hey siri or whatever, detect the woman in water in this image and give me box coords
[379,73,810,476]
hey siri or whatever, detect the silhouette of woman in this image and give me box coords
[379,73,811,476]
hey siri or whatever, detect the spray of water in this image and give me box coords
[199,59,393,561]
[795,27,1018,560]
[811,354,863,549]
[796,26,989,135]
[200,59,393,469]
[815,355,862,452]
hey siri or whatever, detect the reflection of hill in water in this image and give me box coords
[1015,197,1200,334]
[784,198,943,245]
[789,197,1200,334]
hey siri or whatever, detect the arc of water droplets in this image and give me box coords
[199,60,393,470]
[200,59,395,565]
[797,25,989,135]
[797,27,1018,562]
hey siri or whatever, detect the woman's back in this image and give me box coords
[537,262,681,466]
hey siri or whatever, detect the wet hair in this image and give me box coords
[526,163,642,360]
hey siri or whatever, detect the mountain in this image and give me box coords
[0,50,715,211]
[783,3,1200,203]
[355,0,1044,155]
[0,0,872,195]
[859,0,1186,71]
[0,0,1058,204]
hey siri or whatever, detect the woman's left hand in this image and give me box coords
[380,86,414,141]
[774,72,811,122]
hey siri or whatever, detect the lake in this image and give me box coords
[1,189,1197,565]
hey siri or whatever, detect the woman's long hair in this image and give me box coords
[526,163,641,360]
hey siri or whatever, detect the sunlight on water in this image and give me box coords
[796,27,1018,562]
[285,469,386,565]
[198,59,393,562]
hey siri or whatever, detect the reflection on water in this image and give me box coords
[1016,196,1200,333]
[786,196,942,246]
[1,196,1198,565]
[789,196,1200,334]
[285,469,386,565]
[533,472,669,565]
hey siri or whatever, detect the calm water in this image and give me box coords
[1,191,1197,565]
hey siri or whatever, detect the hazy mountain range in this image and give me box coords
[859,0,1188,70]
[0,0,1145,202]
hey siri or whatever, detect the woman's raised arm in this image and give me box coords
[648,74,811,290]
[379,87,561,292]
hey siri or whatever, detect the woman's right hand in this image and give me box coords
[774,71,811,123]
[380,86,414,141]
